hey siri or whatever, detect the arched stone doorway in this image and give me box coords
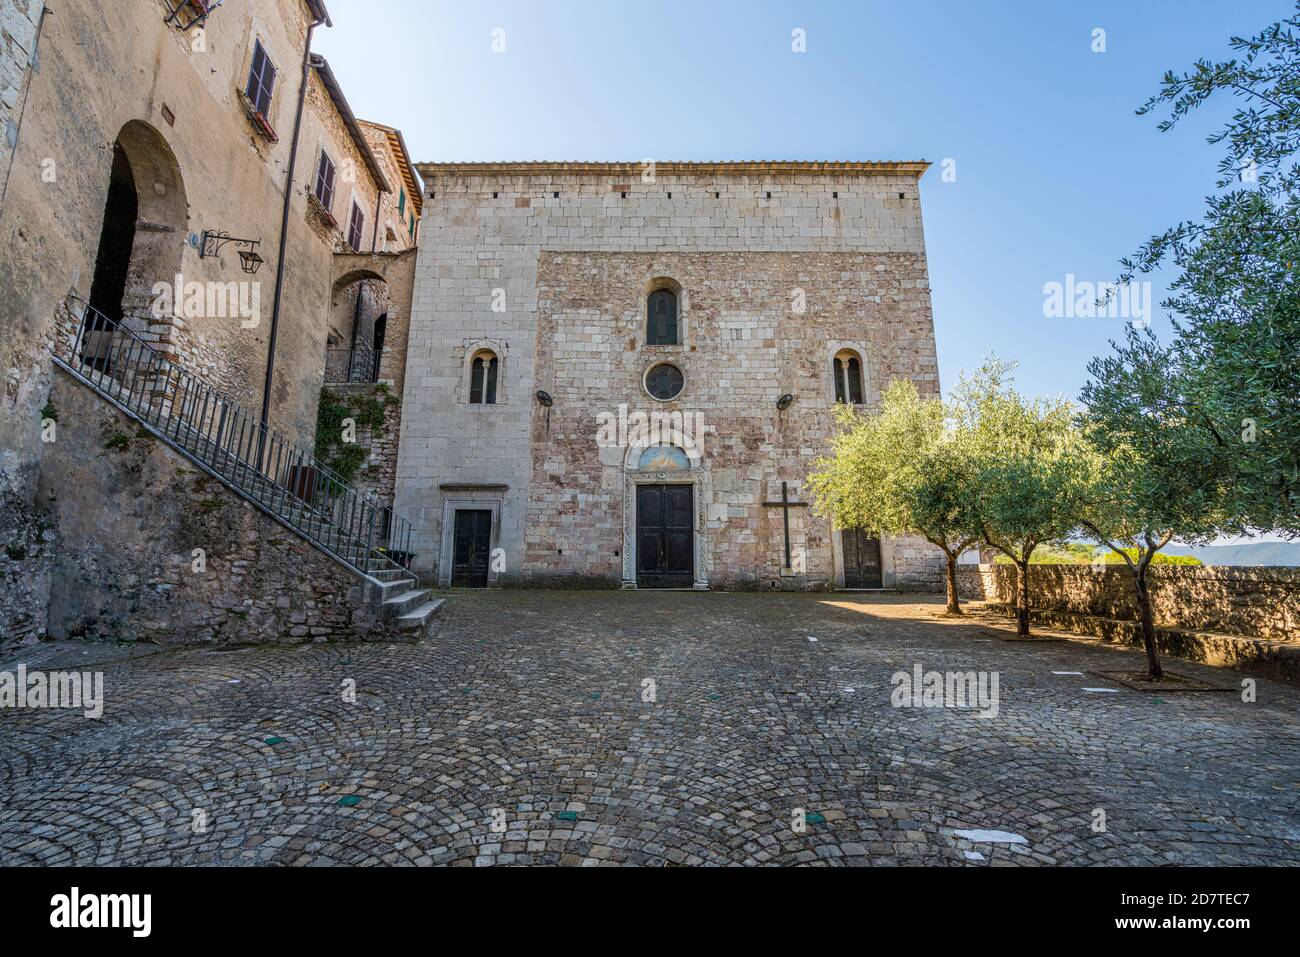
[621,429,710,590]
[326,269,390,384]
[83,120,188,367]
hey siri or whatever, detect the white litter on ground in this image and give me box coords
[227,680,241,684]
[1083,688,1119,694]
[842,687,856,694]
[1052,671,1084,676]
[807,637,818,643]
[954,829,1028,844]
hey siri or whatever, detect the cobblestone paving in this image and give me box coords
[2,592,1298,866]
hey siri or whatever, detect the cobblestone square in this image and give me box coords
[2,592,1297,866]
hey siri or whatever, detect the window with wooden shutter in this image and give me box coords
[347,201,365,251]
[245,40,277,117]
[314,150,336,211]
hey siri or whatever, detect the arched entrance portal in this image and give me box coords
[82,120,188,368]
[87,143,138,324]
[621,432,710,590]
[326,270,390,384]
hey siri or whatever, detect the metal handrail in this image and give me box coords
[324,340,379,384]
[59,296,415,575]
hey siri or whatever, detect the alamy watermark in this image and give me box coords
[595,404,706,458]
[1043,274,1152,328]
[1,665,104,719]
[151,274,261,329]
[891,663,999,719]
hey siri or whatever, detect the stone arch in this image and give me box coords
[327,270,391,383]
[826,342,871,406]
[621,420,709,590]
[639,274,689,348]
[461,338,507,405]
[87,119,188,337]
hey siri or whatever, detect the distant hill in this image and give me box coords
[1162,542,1300,567]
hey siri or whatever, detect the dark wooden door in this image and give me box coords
[841,529,883,589]
[636,484,694,588]
[452,510,492,588]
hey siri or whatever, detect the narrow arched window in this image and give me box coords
[834,351,864,404]
[470,352,499,404]
[647,288,679,345]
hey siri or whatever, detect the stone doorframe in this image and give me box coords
[437,484,506,588]
[830,524,898,589]
[620,432,709,591]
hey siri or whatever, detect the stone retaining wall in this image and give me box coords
[26,368,410,645]
[957,563,1298,641]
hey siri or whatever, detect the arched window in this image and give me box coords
[647,288,679,345]
[833,351,865,405]
[470,351,499,404]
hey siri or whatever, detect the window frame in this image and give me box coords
[833,350,866,405]
[644,362,686,403]
[646,288,680,346]
[245,39,277,117]
[346,200,366,252]
[313,148,336,212]
[641,277,686,348]
[469,351,500,405]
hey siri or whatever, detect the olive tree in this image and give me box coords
[1079,326,1230,678]
[808,380,979,614]
[954,361,1090,638]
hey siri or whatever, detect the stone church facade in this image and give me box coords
[397,161,944,591]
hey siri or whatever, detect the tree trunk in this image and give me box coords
[1016,559,1030,637]
[1135,565,1162,680]
[944,552,962,615]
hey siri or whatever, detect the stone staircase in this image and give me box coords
[52,297,442,638]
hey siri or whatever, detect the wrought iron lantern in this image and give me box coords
[200,231,265,274]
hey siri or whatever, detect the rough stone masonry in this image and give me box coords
[397,161,945,591]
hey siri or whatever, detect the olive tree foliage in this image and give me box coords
[1079,326,1232,678]
[953,360,1091,638]
[1117,6,1300,534]
[808,380,978,614]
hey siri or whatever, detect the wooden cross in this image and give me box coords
[763,480,809,569]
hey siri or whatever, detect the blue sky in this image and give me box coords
[315,0,1288,403]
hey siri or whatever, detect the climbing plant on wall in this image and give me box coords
[314,384,398,484]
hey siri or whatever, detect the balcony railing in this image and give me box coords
[324,341,380,384]
[57,296,416,575]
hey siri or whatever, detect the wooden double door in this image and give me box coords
[636,484,694,589]
[841,529,883,589]
[451,509,492,588]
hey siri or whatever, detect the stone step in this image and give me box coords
[376,576,418,599]
[396,598,445,632]
[384,588,431,616]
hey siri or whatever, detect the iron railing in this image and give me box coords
[324,341,379,384]
[59,296,415,575]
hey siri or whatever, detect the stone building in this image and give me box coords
[0,0,436,643]
[396,161,944,591]
[319,122,422,524]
